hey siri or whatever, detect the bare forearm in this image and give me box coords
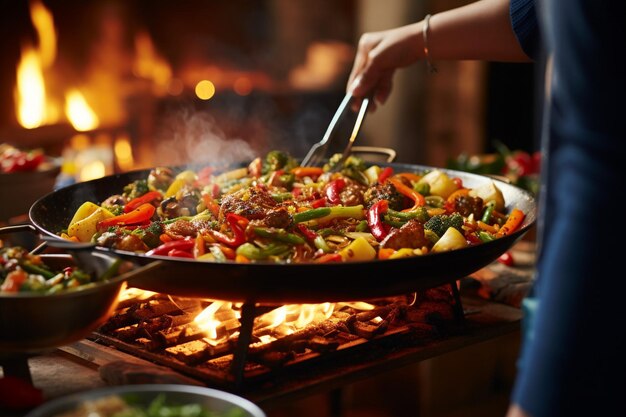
[428,0,531,62]
[349,0,532,101]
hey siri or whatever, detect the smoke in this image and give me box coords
[152,109,258,169]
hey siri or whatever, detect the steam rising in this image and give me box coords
[153,110,258,169]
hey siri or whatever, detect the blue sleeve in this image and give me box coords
[509,0,540,60]
[511,1,626,416]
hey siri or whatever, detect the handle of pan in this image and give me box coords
[351,146,397,163]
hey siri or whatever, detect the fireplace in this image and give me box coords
[0,0,358,180]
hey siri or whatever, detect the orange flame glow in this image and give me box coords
[193,300,375,345]
[114,135,135,171]
[65,89,99,131]
[15,0,59,129]
[15,48,47,129]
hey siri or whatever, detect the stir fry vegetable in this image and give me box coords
[59,150,526,263]
[0,244,122,294]
[54,393,246,417]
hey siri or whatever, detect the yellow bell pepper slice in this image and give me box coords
[68,207,114,242]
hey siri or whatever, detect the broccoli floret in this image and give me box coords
[131,221,163,248]
[262,150,296,174]
[323,154,368,184]
[424,213,464,237]
[323,154,366,172]
[123,179,149,200]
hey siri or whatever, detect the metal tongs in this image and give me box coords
[300,92,371,168]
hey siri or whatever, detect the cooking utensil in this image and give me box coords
[26,161,536,305]
[25,384,266,417]
[301,93,370,168]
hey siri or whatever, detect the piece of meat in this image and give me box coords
[165,219,199,239]
[454,195,484,218]
[263,207,292,229]
[380,219,429,250]
[219,187,278,221]
[339,182,367,206]
[116,234,149,252]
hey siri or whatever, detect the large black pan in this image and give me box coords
[28,162,536,304]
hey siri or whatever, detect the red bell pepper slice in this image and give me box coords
[98,203,156,230]
[325,178,346,204]
[311,197,326,208]
[210,213,249,247]
[388,178,426,212]
[315,253,343,263]
[378,166,394,184]
[146,236,195,256]
[296,223,318,241]
[124,190,162,213]
[367,200,390,241]
[168,248,195,258]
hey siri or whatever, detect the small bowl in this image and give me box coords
[24,384,266,417]
[0,157,61,221]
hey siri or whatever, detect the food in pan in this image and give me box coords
[53,393,246,417]
[60,151,526,263]
[0,243,121,293]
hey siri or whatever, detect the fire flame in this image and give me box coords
[15,48,47,129]
[30,0,57,68]
[65,89,99,132]
[193,300,374,345]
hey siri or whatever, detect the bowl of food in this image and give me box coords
[0,143,61,221]
[24,384,266,417]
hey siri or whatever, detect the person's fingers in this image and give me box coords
[347,34,376,92]
[375,70,394,105]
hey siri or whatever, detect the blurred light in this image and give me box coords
[70,133,91,151]
[65,89,99,131]
[233,77,252,96]
[195,80,216,100]
[114,135,135,171]
[79,160,106,182]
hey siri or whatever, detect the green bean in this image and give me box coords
[293,207,331,223]
[253,227,305,245]
[478,231,496,242]
[20,261,56,280]
[481,201,496,223]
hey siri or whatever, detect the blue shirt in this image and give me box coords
[510,1,626,416]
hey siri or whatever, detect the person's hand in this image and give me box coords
[347,22,422,111]
[506,404,533,417]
